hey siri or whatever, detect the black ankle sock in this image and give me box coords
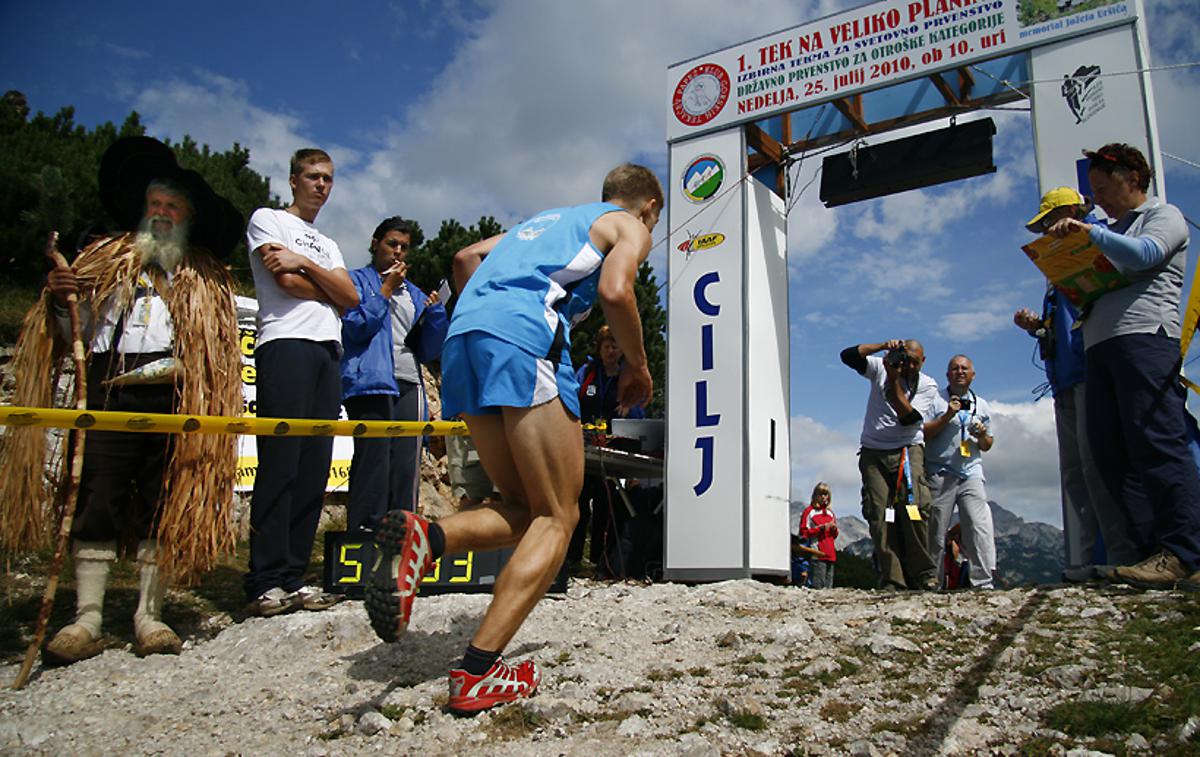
[461,644,500,676]
[427,522,446,559]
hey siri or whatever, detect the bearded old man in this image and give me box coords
[0,137,243,664]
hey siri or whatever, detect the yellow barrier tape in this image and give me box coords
[0,406,608,437]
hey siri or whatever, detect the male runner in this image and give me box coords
[366,163,660,714]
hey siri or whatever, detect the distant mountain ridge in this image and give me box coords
[816,502,1064,586]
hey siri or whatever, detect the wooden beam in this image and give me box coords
[778,115,793,197]
[957,66,975,101]
[747,153,773,175]
[928,72,962,107]
[745,124,785,166]
[831,95,868,133]
[782,88,1023,154]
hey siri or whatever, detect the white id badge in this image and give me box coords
[885,507,896,524]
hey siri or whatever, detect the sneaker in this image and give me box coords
[246,587,302,617]
[365,509,434,642]
[289,585,345,611]
[1111,549,1191,589]
[447,658,541,714]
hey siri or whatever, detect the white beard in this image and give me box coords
[133,215,189,273]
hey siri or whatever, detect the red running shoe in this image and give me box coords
[448,658,541,714]
[365,509,434,643]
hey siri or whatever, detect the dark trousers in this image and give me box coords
[1086,333,1200,570]
[245,339,341,600]
[72,352,174,542]
[568,476,624,567]
[344,383,423,532]
[858,445,935,590]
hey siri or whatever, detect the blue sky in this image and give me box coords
[3,0,1199,528]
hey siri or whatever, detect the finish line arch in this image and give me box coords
[662,0,1162,581]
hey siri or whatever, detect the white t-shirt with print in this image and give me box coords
[857,355,940,449]
[247,208,345,348]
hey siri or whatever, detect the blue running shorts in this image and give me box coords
[441,331,580,419]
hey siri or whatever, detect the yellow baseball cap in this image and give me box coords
[1025,186,1093,233]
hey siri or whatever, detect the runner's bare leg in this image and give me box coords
[439,399,582,652]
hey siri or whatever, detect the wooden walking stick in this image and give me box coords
[13,231,89,690]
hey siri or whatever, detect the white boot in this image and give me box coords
[44,541,115,664]
[133,540,182,656]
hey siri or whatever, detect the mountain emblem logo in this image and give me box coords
[516,213,561,241]
[682,155,725,203]
[672,63,731,127]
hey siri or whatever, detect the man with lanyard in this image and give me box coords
[1014,187,1140,581]
[923,355,997,589]
[841,339,940,590]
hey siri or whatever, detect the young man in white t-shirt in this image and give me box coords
[244,148,360,616]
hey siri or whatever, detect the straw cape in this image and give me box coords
[0,233,241,583]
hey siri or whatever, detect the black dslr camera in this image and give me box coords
[884,345,908,368]
[957,395,973,411]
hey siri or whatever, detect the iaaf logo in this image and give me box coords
[672,63,730,127]
[1061,64,1104,125]
[677,231,726,255]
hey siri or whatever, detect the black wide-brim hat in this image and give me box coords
[99,136,243,259]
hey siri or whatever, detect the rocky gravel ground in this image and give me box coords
[2,580,1198,756]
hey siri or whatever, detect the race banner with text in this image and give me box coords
[667,0,1136,142]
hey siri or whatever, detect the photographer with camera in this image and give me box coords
[840,339,940,590]
[923,355,997,589]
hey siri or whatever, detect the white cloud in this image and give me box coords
[1145,1,1200,173]
[789,414,862,520]
[934,287,1028,343]
[104,42,149,61]
[977,399,1062,526]
[130,1,857,267]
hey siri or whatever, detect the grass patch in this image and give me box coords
[778,658,861,700]
[646,667,685,682]
[1043,700,1144,738]
[736,652,767,665]
[820,700,856,723]
[485,704,544,740]
[871,718,923,735]
[1031,595,1200,754]
[725,709,768,731]
[688,666,711,677]
[378,704,408,721]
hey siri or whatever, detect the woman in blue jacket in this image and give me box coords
[341,217,448,532]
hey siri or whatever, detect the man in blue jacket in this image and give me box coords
[341,217,448,533]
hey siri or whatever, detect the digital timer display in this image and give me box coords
[322,531,565,597]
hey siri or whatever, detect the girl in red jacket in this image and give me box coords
[799,482,839,589]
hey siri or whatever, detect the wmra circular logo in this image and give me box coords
[682,155,725,203]
[517,213,561,241]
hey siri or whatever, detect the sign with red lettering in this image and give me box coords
[666,0,1136,141]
